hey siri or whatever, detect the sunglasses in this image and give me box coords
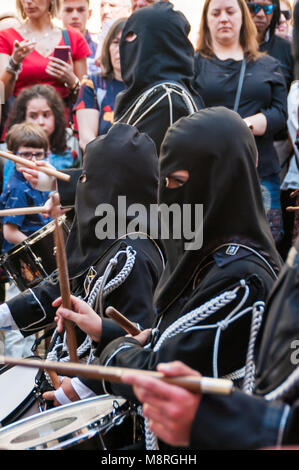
[281,9,291,21]
[246,3,276,15]
[17,151,45,160]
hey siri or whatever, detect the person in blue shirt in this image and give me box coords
[0,122,52,253]
[2,84,79,189]
[61,0,99,76]
[0,121,52,358]
[75,18,125,152]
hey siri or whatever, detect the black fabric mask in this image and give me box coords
[66,123,159,277]
[114,1,197,120]
[155,107,282,313]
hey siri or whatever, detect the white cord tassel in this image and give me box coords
[242,301,265,394]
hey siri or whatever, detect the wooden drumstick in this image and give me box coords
[0,356,234,396]
[0,205,48,217]
[0,150,70,182]
[105,306,142,336]
[54,217,78,363]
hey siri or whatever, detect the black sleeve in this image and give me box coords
[7,278,61,336]
[282,399,299,445]
[260,58,288,138]
[189,389,290,450]
[83,268,270,399]
[56,168,82,209]
[78,242,163,394]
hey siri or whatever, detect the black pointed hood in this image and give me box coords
[114,1,197,119]
[66,123,159,277]
[154,107,281,313]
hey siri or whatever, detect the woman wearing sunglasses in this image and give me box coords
[194,0,287,249]
[246,0,293,90]
[275,0,293,40]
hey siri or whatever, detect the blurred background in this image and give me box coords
[0,0,204,46]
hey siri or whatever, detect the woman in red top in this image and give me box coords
[0,0,91,106]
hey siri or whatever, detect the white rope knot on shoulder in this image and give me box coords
[109,259,118,267]
[86,245,137,311]
[217,319,229,331]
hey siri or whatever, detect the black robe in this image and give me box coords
[3,124,165,366]
[189,237,299,450]
[113,1,203,152]
[79,108,281,416]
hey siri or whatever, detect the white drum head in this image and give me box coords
[0,365,39,423]
[0,395,126,450]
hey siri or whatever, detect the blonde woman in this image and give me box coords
[0,0,90,112]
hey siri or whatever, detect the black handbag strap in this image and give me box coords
[234,58,247,112]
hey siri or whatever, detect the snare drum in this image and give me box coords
[0,395,134,450]
[0,217,69,291]
[0,362,45,427]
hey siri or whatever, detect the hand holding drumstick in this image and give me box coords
[53,295,103,343]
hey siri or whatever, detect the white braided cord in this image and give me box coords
[242,301,265,394]
[145,279,254,450]
[45,246,136,386]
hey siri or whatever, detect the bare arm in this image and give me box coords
[76,108,99,152]
[0,40,36,100]
[73,57,87,81]
[3,223,27,245]
[243,113,267,136]
[0,53,16,100]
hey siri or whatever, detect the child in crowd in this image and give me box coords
[0,122,52,357]
[0,122,52,252]
[2,84,80,188]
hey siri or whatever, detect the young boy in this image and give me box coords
[0,122,52,254]
[0,122,53,358]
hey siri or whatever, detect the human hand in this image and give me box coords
[43,192,68,219]
[46,54,77,88]
[53,295,102,343]
[127,328,151,346]
[43,377,80,406]
[19,160,56,190]
[121,361,202,447]
[12,39,36,64]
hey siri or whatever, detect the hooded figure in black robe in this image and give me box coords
[78,109,281,449]
[185,236,299,450]
[113,1,204,152]
[0,124,165,419]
